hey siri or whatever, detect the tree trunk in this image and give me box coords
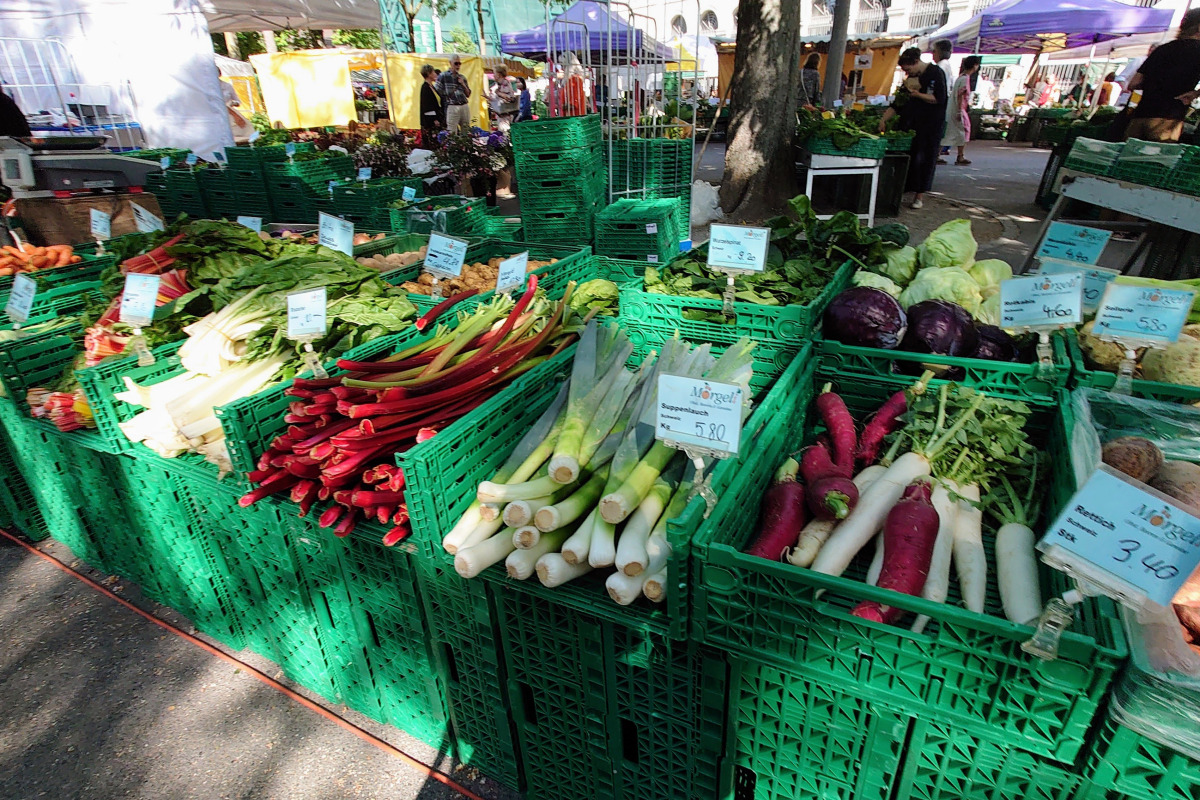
[405,10,418,53]
[476,0,488,56]
[718,0,802,220]
[223,32,240,60]
[823,0,852,108]
[262,30,278,54]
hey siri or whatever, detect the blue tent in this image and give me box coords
[500,1,673,61]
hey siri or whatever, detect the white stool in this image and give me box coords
[803,152,882,227]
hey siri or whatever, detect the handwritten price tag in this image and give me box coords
[425,232,469,277]
[1036,258,1120,315]
[1040,465,1200,606]
[5,274,36,324]
[646,223,658,234]
[1037,222,1112,264]
[402,185,417,201]
[707,224,770,272]
[495,251,529,293]
[159,156,171,170]
[285,142,296,157]
[90,208,111,240]
[357,167,371,181]
[185,153,198,166]
[317,212,354,256]
[287,287,327,339]
[237,215,262,232]
[999,273,1083,330]
[131,203,165,233]
[1093,284,1195,346]
[655,375,743,457]
[119,273,161,327]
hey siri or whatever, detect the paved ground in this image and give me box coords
[0,533,514,800]
[1,140,1060,800]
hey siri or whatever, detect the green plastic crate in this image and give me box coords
[1063,138,1123,176]
[689,372,1126,764]
[402,338,813,642]
[511,114,603,153]
[483,210,523,242]
[514,148,604,179]
[884,131,916,152]
[1081,716,1200,800]
[727,660,908,800]
[594,198,681,264]
[817,333,1072,401]
[806,135,888,159]
[75,341,185,455]
[0,250,112,309]
[619,258,853,348]
[0,410,45,539]
[1111,139,1187,188]
[493,585,729,800]
[389,195,487,237]
[1066,331,1200,403]
[264,154,356,192]
[894,719,1083,800]
[0,321,84,415]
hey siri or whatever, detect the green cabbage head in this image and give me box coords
[917,218,977,270]
[977,293,1001,326]
[851,270,902,298]
[968,258,1013,289]
[899,267,983,315]
[877,244,919,285]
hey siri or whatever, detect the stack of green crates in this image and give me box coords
[609,137,692,242]
[511,115,606,245]
[1169,144,1200,197]
[123,148,190,165]
[594,198,680,264]
[163,166,209,218]
[331,177,422,229]
[1110,138,1188,188]
[197,165,240,219]
[1063,137,1125,176]
[388,195,487,236]
[263,152,356,223]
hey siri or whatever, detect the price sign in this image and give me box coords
[89,208,111,240]
[647,254,659,263]
[287,287,327,339]
[5,274,36,324]
[236,215,263,232]
[425,232,469,277]
[1036,258,1120,315]
[655,374,743,457]
[854,52,874,70]
[249,129,261,143]
[285,142,296,157]
[495,251,529,293]
[213,151,226,165]
[707,224,770,272]
[402,185,417,201]
[131,203,165,233]
[646,223,658,235]
[185,153,198,167]
[1093,284,1195,346]
[327,180,337,196]
[119,273,161,327]
[317,212,354,256]
[1036,222,1112,264]
[357,167,371,181]
[1040,465,1200,606]
[159,156,171,170]
[998,273,1083,329]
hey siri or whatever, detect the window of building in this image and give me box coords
[671,15,688,35]
[701,10,719,31]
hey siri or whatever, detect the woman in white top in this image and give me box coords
[943,56,980,165]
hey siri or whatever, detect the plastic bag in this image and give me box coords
[690,180,723,228]
[1114,606,1200,760]
[1070,388,1200,490]
[408,149,437,175]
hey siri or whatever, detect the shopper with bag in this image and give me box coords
[1125,9,1200,143]
[489,65,519,132]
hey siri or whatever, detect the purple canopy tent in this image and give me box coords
[499,0,673,61]
[924,0,1174,53]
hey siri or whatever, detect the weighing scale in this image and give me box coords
[0,136,160,198]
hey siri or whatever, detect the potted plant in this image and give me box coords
[434,128,509,206]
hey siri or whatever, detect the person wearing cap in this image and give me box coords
[437,55,473,132]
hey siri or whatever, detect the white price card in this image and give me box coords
[287,287,327,339]
[131,203,165,233]
[317,212,354,256]
[249,129,261,143]
[655,374,743,457]
[707,224,770,272]
[425,232,469,277]
[1036,259,1120,315]
[119,273,161,327]
[1036,222,1111,264]
[647,254,659,263]
[1040,465,1200,606]
[5,274,36,324]
[90,208,111,240]
[1093,284,1195,346]
[495,251,529,293]
[236,215,263,232]
[998,273,1084,330]
[357,167,371,181]
[285,142,296,157]
[646,223,658,234]
[159,156,171,170]
[213,150,226,165]
[185,153,198,166]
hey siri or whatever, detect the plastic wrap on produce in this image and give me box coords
[1070,388,1200,488]
[1115,606,1200,761]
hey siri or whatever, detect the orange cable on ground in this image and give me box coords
[0,527,485,800]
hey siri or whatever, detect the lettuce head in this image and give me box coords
[877,244,919,286]
[917,219,977,270]
[851,270,902,298]
[899,267,983,315]
[968,258,1013,289]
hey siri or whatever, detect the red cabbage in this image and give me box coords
[824,287,907,350]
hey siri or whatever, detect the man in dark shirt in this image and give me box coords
[0,85,31,137]
[1127,8,1200,142]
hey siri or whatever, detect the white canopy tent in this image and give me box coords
[200,0,382,33]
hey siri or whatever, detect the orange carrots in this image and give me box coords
[0,242,82,276]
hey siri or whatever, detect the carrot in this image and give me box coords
[851,481,939,624]
[816,385,857,475]
[744,458,807,560]
[3,246,26,259]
